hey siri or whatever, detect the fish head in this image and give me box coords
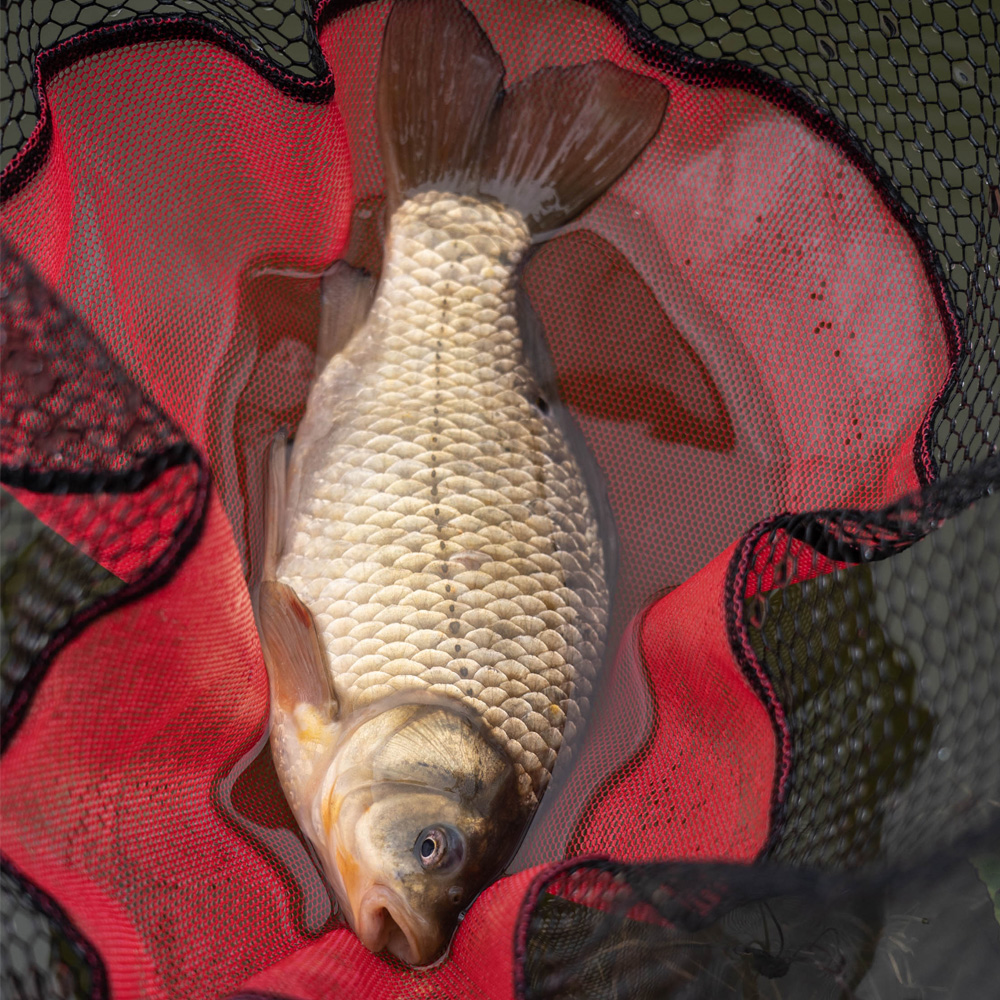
[317,699,527,965]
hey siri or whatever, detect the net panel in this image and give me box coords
[733,457,1000,869]
[0,242,206,581]
[0,0,325,170]
[0,491,122,744]
[0,0,996,997]
[0,243,210,746]
[519,848,1000,999]
[627,0,999,477]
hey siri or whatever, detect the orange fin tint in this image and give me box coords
[258,434,336,718]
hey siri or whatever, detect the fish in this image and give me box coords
[255,0,668,966]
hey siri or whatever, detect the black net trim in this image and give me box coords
[779,451,1000,565]
[1,491,123,740]
[0,247,211,750]
[1,1,331,199]
[1,3,975,484]
[0,482,209,750]
[1,4,993,481]
[623,0,999,479]
[0,857,108,1000]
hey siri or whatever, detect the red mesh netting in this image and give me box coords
[1,1,997,998]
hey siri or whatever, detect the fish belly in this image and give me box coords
[278,192,609,799]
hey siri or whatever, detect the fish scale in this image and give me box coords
[278,191,609,802]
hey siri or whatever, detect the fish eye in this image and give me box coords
[415,825,464,872]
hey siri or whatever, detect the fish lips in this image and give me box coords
[356,883,440,965]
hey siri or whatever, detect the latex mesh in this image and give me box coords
[0,1,997,998]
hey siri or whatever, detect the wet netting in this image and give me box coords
[1,0,997,997]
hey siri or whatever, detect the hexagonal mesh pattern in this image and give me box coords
[3,7,996,466]
[0,1,997,997]
[1,0,323,168]
[629,0,999,475]
[735,456,1000,869]
[1,242,210,745]
[520,849,1000,999]
[1,491,121,727]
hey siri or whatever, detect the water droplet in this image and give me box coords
[952,61,974,87]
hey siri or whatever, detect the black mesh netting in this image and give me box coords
[0,491,122,732]
[520,850,1000,1000]
[1,241,210,745]
[0,240,196,492]
[0,859,106,1000]
[734,455,1000,870]
[1,1,998,998]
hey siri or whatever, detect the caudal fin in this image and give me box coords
[377,0,669,235]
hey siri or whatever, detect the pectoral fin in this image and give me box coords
[258,434,337,721]
[259,580,338,721]
[262,434,289,583]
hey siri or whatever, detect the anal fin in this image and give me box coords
[316,261,376,375]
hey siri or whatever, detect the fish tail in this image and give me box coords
[377,0,669,234]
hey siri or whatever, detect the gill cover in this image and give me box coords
[325,702,526,964]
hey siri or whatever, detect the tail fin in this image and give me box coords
[377,0,669,235]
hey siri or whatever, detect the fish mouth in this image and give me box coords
[356,885,441,966]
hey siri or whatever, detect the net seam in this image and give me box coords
[1,441,200,495]
[1,2,971,486]
[723,452,1000,858]
[724,520,794,858]
[584,0,968,487]
[563,607,661,855]
[512,855,611,1000]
